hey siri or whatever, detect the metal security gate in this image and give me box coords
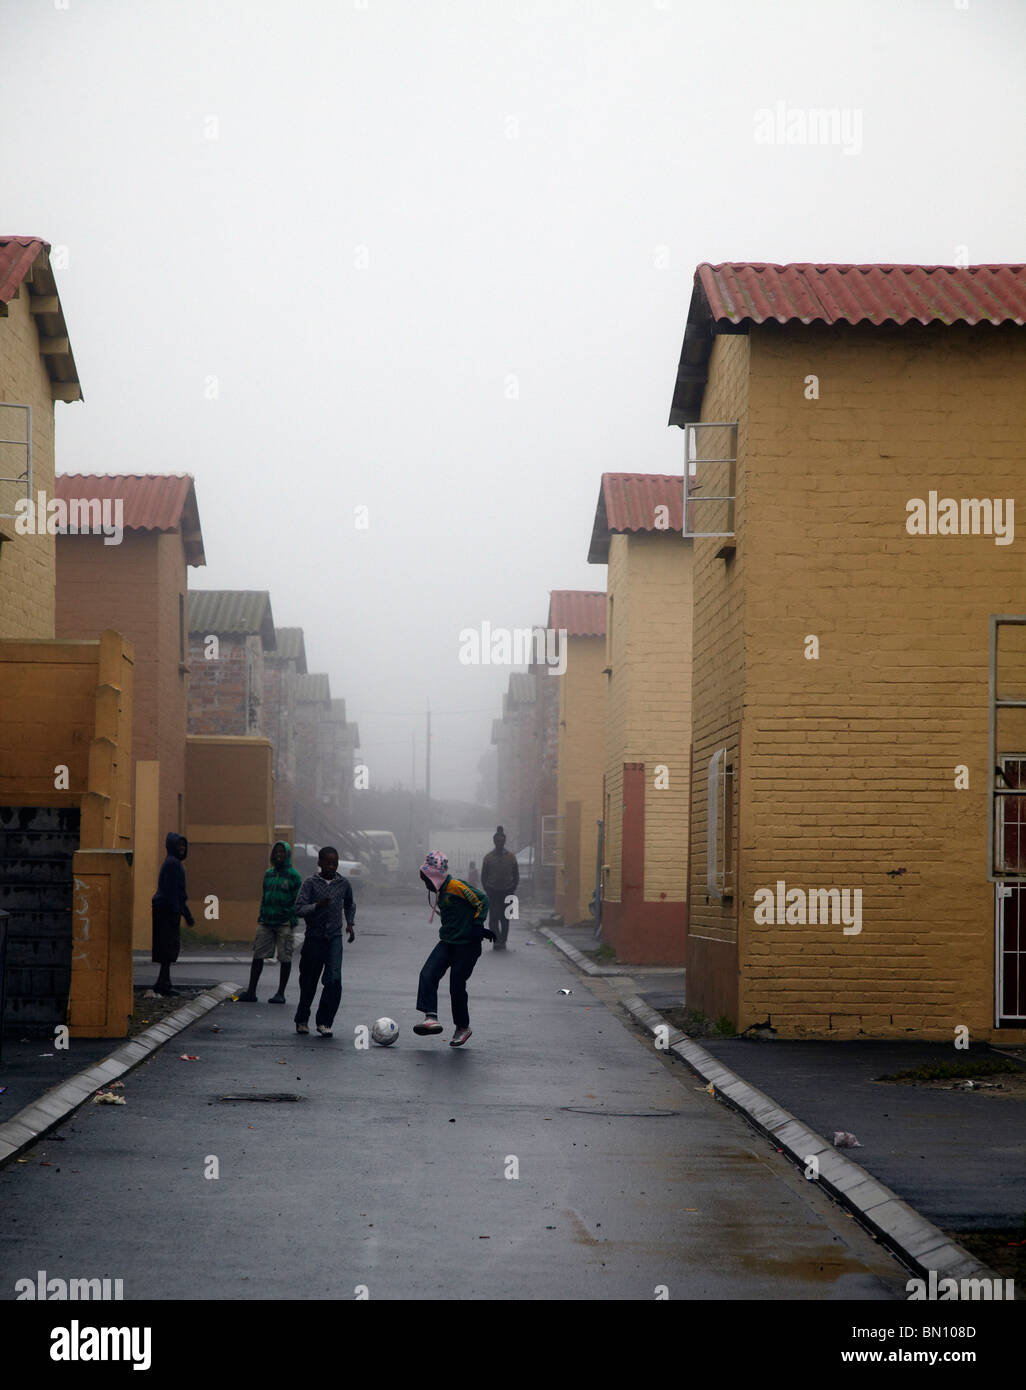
[996,757,1026,1023]
[0,806,81,1038]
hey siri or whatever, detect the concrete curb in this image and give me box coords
[0,982,240,1169]
[618,991,1002,1286]
[539,928,682,977]
[538,925,1002,1287]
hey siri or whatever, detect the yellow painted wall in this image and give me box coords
[555,633,606,921]
[687,334,750,1017]
[735,321,1026,1040]
[0,632,135,1037]
[0,631,134,849]
[687,322,1026,1038]
[132,760,161,950]
[186,735,275,942]
[0,285,57,639]
[69,849,134,1038]
[603,532,694,905]
[603,537,628,902]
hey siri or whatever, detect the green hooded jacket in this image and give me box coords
[258,841,303,927]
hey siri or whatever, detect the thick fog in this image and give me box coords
[3,0,1023,798]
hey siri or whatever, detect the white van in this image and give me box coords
[363,830,400,875]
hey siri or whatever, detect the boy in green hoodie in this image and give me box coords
[236,840,302,1003]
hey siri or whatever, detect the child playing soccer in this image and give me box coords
[414,851,493,1046]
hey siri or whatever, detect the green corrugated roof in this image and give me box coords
[273,627,307,671]
[188,590,275,647]
[507,673,536,704]
[296,672,331,704]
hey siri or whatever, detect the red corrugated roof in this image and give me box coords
[670,262,1026,426]
[602,473,685,532]
[696,262,1026,328]
[587,473,686,564]
[56,474,205,565]
[0,236,47,304]
[548,590,606,637]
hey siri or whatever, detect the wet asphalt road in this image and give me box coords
[0,906,909,1300]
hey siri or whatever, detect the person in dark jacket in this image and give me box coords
[151,832,194,995]
[480,825,519,950]
[236,840,303,1003]
[293,846,355,1036]
[413,851,493,1046]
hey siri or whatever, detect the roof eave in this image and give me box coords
[25,248,83,402]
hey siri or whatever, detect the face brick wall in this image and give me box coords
[687,333,750,1021]
[0,289,58,639]
[56,529,188,839]
[188,632,263,737]
[263,656,298,827]
[736,321,1026,1040]
[603,535,629,903]
[604,532,694,906]
[556,634,606,921]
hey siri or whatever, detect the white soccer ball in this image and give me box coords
[371,1017,400,1047]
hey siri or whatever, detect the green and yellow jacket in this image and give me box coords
[436,876,489,946]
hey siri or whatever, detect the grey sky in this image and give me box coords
[3,0,1023,799]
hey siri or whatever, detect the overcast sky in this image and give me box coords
[3,0,1024,801]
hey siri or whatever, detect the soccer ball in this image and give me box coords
[371,1017,399,1047]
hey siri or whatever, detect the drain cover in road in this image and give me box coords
[560,1107,682,1117]
[217,1093,306,1103]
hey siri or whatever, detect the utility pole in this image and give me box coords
[408,729,415,872]
[425,702,432,850]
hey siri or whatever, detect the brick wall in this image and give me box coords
[604,533,694,906]
[263,656,298,826]
[734,321,1026,1040]
[56,529,189,837]
[687,333,750,1017]
[188,632,262,737]
[556,634,607,921]
[0,288,58,638]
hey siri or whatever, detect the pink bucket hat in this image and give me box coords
[419,851,449,892]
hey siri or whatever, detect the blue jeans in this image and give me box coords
[416,940,481,1029]
[295,934,344,1027]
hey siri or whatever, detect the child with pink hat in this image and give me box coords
[414,851,493,1046]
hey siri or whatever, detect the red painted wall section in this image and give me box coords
[602,761,687,965]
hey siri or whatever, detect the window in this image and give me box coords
[706,748,734,900]
[683,421,737,543]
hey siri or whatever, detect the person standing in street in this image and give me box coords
[236,840,302,1004]
[151,832,194,996]
[413,851,493,1046]
[293,846,355,1036]
[480,825,519,950]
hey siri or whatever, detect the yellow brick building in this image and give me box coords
[0,237,81,638]
[670,261,1026,1040]
[587,475,693,963]
[550,590,606,924]
[1,238,133,1038]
